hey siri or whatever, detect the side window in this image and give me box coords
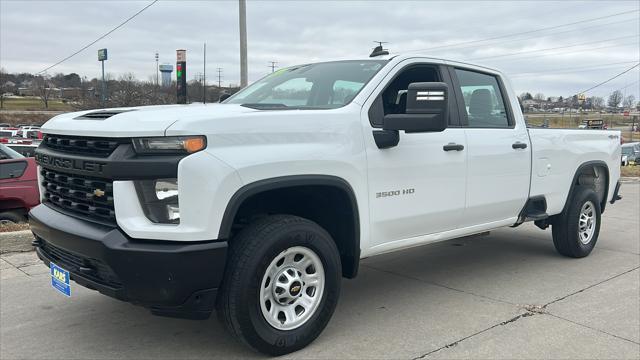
[454,69,510,128]
[369,65,441,127]
[381,66,440,116]
[0,160,27,180]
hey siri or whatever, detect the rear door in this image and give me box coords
[449,66,531,226]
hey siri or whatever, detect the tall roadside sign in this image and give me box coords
[176,49,187,104]
[98,48,108,107]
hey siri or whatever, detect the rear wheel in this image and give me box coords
[552,186,601,258]
[217,215,341,356]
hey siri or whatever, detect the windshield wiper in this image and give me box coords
[241,103,290,110]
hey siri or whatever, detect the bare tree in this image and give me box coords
[589,96,604,110]
[109,73,146,107]
[533,93,545,101]
[519,92,532,101]
[623,95,636,109]
[607,90,624,109]
[0,68,8,109]
[31,76,54,109]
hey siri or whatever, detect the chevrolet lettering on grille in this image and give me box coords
[35,153,106,174]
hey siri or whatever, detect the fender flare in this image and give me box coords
[218,175,361,277]
[560,160,610,215]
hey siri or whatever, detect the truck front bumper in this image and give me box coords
[29,204,227,320]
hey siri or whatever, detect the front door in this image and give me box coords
[362,61,468,249]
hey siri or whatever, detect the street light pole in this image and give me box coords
[239,0,248,88]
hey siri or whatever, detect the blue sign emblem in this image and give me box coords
[50,263,71,297]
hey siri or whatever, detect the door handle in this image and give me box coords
[443,143,464,151]
[512,142,528,149]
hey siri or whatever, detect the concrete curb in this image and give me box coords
[0,230,35,254]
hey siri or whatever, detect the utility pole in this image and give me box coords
[239,0,248,88]
[269,61,277,73]
[155,52,159,86]
[216,67,223,88]
[203,43,207,104]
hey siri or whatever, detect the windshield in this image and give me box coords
[622,146,634,155]
[225,60,387,109]
[0,144,25,160]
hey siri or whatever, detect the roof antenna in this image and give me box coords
[370,41,389,57]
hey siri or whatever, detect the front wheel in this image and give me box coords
[0,211,26,226]
[216,215,341,356]
[552,186,601,258]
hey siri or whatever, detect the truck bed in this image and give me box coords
[528,128,621,216]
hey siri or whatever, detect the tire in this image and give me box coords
[216,215,341,356]
[552,186,601,258]
[0,211,26,226]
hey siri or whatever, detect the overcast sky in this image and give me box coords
[1,0,638,99]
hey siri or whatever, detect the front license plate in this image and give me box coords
[50,262,71,297]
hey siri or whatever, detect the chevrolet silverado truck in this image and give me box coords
[30,54,622,355]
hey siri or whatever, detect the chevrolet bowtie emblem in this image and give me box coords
[93,188,105,197]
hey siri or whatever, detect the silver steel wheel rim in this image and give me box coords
[259,246,325,331]
[578,201,596,245]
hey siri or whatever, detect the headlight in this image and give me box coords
[132,136,206,155]
[135,178,180,224]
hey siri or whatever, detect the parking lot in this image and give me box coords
[1,180,638,359]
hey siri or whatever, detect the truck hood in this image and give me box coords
[41,104,258,137]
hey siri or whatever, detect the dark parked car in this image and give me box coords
[622,142,640,166]
[0,144,40,224]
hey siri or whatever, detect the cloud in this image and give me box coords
[1,0,638,98]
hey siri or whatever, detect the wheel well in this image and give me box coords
[571,162,609,213]
[220,177,360,278]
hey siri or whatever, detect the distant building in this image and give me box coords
[17,87,34,96]
[58,87,81,99]
[159,64,173,87]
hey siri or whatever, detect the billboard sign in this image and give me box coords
[98,48,108,61]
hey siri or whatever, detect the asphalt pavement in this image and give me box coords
[1,180,638,359]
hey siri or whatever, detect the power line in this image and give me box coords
[509,61,639,77]
[403,9,639,54]
[614,80,640,93]
[418,17,638,55]
[37,0,158,74]
[477,40,639,63]
[576,63,640,95]
[470,34,639,61]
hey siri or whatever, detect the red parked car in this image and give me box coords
[0,144,40,224]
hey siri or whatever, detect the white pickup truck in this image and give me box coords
[30,54,622,355]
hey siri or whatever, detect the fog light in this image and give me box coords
[135,179,180,224]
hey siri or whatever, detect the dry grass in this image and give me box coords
[1,97,73,111]
[0,223,30,233]
[621,166,640,177]
[0,112,58,126]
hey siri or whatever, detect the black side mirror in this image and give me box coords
[219,93,231,102]
[382,82,448,133]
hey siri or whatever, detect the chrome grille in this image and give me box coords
[42,134,123,157]
[41,167,115,224]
